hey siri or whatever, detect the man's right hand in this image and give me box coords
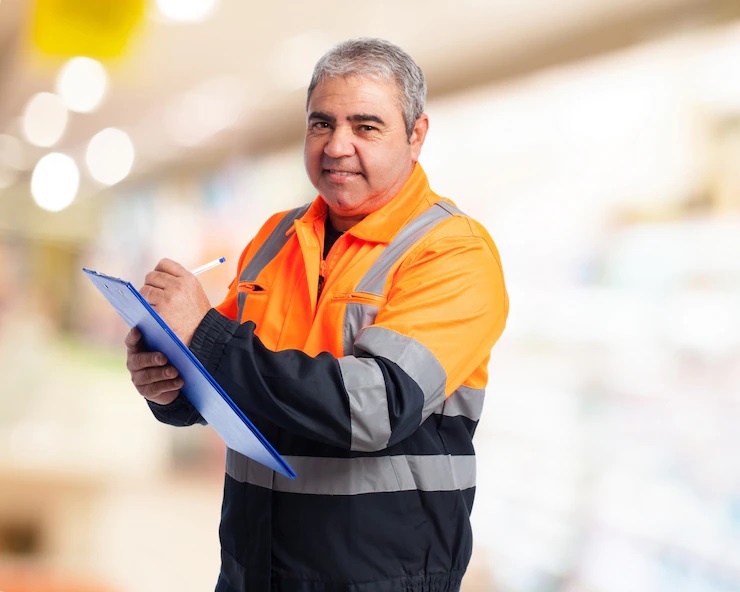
[125,327,184,405]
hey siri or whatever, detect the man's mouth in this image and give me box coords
[326,169,360,176]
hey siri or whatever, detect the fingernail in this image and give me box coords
[155,354,164,365]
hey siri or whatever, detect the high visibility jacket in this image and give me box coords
[149,164,508,592]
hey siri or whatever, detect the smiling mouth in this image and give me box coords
[326,169,360,176]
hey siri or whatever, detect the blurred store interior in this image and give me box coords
[1,0,740,590]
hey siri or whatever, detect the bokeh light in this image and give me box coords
[21,92,68,147]
[155,0,219,23]
[30,152,80,211]
[86,128,135,185]
[55,56,109,113]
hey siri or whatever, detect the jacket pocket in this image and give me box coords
[333,292,386,355]
[237,281,268,295]
[331,291,386,306]
[236,282,270,324]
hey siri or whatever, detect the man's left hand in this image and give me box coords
[140,258,212,346]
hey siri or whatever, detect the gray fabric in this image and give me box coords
[342,302,379,356]
[437,385,485,421]
[354,326,446,419]
[226,452,477,495]
[225,447,274,489]
[337,356,391,452]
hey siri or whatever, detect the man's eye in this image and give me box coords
[312,122,330,129]
[359,125,376,132]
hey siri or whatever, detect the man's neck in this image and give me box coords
[327,210,364,232]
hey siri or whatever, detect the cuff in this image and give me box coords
[147,393,204,426]
[189,308,239,376]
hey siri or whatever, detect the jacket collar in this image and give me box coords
[299,163,435,245]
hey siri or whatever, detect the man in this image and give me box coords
[126,38,508,592]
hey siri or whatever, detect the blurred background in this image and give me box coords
[1,0,739,590]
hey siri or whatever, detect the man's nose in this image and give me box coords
[323,126,355,158]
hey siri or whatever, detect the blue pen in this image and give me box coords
[190,256,226,276]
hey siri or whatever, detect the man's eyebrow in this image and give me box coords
[307,111,386,126]
[348,114,386,126]
[308,111,335,123]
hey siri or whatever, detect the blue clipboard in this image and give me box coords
[83,268,296,479]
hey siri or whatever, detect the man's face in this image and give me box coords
[304,75,428,230]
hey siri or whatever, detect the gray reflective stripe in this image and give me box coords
[356,201,462,296]
[236,203,310,323]
[226,447,275,488]
[437,385,485,421]
[342,303,379,356]
[226,452,476,495]
[337,356,391,452]
[354,326,446,418]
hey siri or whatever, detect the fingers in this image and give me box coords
[133,366,184,399]
[124,327,142,350]
[143,270,177,290]
[145,389,181,406]
[139,283,164,305]
[126,347,166,372]
[125,326,183,402]
[129,358,184,401]
[141,259,199,305]
[154,258,189,276]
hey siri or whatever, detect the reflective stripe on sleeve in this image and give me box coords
[439,385,485,422]
[236,203,310,323]
[343,302,379,356]
[354,326,446,419]
[337,356,391,452]
[226,448,476,495]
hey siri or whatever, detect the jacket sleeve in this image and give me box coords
[147,394,205,427]
[184,228,507,452]
[188,310,423,450]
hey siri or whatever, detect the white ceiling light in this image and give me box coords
[155,0,219,23]
[21,92,69,147]
[86,127,135,185]
[55,57,109,113]
[692,29,740,116]
[31,153,80,212]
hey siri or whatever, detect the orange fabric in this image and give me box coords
[216,163,508,395]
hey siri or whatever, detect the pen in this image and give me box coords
[190,257,226,276]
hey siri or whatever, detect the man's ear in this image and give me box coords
[409,114,429,161]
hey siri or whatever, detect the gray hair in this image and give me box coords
[306,38,427,139]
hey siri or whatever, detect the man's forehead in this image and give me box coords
[307,74,403,111]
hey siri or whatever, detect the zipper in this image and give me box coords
[317,260,327,299]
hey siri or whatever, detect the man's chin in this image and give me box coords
[323,196,360,211]
[320,187,364,207]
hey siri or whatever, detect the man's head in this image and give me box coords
[304,38,430,231]
[306,38,427,140]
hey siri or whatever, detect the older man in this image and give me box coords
[126,38,508,592]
